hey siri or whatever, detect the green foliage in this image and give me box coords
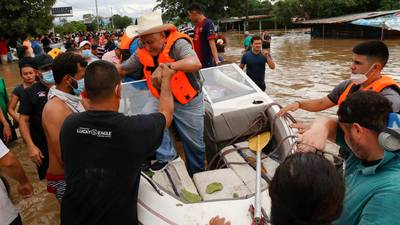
[111,15,133,30]
[55,21,87,34]
[154,0,272,23]
[272,0,400,26]
[0,0,56,37]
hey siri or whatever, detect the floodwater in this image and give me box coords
[1,30,399,225]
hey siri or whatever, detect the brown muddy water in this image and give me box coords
[1,30,399,225]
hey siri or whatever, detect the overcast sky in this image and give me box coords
[54,0,158,20]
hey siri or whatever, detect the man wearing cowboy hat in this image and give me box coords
[119,12,205,175]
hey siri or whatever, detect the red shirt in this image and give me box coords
[0,40,8,55]
[193,18,217,67]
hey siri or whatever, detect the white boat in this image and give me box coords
[119,63,297,225]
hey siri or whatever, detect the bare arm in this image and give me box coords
[263,50,275,69]
[19,114,43,166]
[209,39,220,65]
[0,109,12,143]
[7,94,19,122]
[0,151,33,197]
[170,56,202,73]
[278,96,335,116]
[158,64,174,127]
[240,64,245,70]
[42,101,71,167]
[299,97,335,112]
[300,116,338,151]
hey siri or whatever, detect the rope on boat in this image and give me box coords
[206,102,299,175]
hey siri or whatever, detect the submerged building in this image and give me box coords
[296,10,400,39]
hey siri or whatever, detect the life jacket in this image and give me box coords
[338,75,400,106]
[120,32,137,50]
[137,30,198,105]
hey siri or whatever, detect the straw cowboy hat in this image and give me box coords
[137,12,176,36]
[125,25,139,38]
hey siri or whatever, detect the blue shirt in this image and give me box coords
[241,51,268,91]
[334,130,400,225]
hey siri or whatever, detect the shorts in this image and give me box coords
[46,174,66,201]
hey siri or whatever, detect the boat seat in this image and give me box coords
[220,143,268,192]
[234,142,280,181]
[152,157,199,199]
[193,168,251,201]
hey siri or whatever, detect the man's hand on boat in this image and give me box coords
[277,101,300,117]
[296,117,335,152]
[290,122,310,134]
[209,216,231,225]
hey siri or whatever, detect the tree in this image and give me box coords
[54,20,87,34]
[154,0,247,22]
[111,14,133,30]
[272,0,400,27]
[0,0,56,37]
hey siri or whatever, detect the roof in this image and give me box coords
[297,9,400,24]
[219,14,273,23]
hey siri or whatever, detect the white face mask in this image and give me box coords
[350,64,376,85]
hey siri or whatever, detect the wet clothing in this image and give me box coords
[18,82,49,180]
[333,130,400,225]
[60,111,165,225]
[241,51,271,91]
[193,18,217,68]
[0,141,19,225]
[328,79,400,112]
[46,174,66,201]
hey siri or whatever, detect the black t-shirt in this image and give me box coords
[18,82,49,150]
[60,110,165,225]
[41,37,51,47]
[12,84,25,99]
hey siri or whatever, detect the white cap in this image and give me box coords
[79,40,91,49]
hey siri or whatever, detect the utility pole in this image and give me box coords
[245,0,249,32]
[111,7,114,29]
[95,0,100,31]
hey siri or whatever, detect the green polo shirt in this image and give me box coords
[333,129,400,225]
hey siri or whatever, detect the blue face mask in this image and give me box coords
[71,77,85,95]
[82,49,91,58]
[41,70,55,85]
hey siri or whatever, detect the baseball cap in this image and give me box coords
[34,54,53,70]
[79,40,92,49]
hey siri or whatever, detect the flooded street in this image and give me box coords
[1,31,399,225]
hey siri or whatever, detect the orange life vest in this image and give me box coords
[120,32,137,50]
[137,30,198,105]
[338,75,400,106]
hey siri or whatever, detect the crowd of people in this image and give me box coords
[0,2,399,225]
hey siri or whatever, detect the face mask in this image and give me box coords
[41,70,55,85]
[82,49,91,58]
[70,77,85,95]
[350,64,376,85]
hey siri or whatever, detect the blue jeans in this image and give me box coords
[142,93,205,174]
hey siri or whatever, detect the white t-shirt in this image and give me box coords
[0,140,19,225]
